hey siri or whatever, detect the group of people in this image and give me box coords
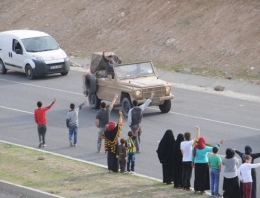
[33,85,260,198]
[34,90,155,174]
[99,91,154,173]
[34,98,88,148]
[157,128,260,198]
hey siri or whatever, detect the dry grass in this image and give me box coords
[0,142,208,198]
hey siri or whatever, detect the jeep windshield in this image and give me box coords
[114,62,155,79]
[22,36,59,52]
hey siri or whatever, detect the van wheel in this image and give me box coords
[159,100,171,113]
[88,92,101,109]
[122,97,132,117]
[61,71,68,76]
[25,65,34,80]
[0,60,7,74]
[85,74,97,93]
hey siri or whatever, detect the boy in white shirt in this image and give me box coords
[237,155,260,198]
[180,126,200,190]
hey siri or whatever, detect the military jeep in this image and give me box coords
[82,52,174,116]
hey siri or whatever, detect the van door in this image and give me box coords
[12,39,25,71]
[0,35,3,57]
[2,35,22,71]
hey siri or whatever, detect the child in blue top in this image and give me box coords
[208,147,222,197]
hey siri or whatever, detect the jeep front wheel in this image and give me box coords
[88,92,101,109]
[159,100,171,113]
[122,97,132,117]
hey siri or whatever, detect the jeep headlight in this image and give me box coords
[166,86,171,92]
[135,90,141,96]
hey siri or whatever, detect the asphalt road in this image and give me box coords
[0,70,260,196]
[0,190,20,198]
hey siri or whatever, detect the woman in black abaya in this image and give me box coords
[157,130,175,184]
[173,133,184,188]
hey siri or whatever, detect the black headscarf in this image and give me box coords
[225,148,235,159]
[157,130,175,163]
[245,145,252,155]
[173,133,184,162]
[242,145,253,162]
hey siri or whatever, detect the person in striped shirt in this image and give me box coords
[126,124,141,174]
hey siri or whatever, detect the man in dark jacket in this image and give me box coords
[127,91,154,153]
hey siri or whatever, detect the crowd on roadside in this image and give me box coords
[33,91,260,198]
[157,127,260,198]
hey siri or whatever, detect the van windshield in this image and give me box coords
[22,36,59,52]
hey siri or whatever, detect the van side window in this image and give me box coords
[13,39,23,55]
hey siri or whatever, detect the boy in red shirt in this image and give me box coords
[34,98,56,148]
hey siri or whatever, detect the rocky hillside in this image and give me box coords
[0,0,259,82]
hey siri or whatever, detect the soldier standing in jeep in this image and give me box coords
[127,91,155,153]
[102,49,116,78]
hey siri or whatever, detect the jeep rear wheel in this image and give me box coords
[159,100,171,113]
[122,97,132,117]
[88,92,101,109]
[85,74,97,93]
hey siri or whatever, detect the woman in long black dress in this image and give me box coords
[103,110,123,173]
[173,133,184,188]
[157,130,175,184]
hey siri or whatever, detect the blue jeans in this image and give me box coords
[127,152,135,172]
[210,168,220,195]
[69,124,78,145]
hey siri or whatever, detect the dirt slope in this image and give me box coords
[0,0,259,82]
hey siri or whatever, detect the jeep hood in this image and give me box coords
[120,76,168,87]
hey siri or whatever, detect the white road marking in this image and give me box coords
[0,79,82,95]
[1,103,259,134]
[0,106,33,114]
[149,107,260,131]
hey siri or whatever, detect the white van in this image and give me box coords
[0,30,70,79]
